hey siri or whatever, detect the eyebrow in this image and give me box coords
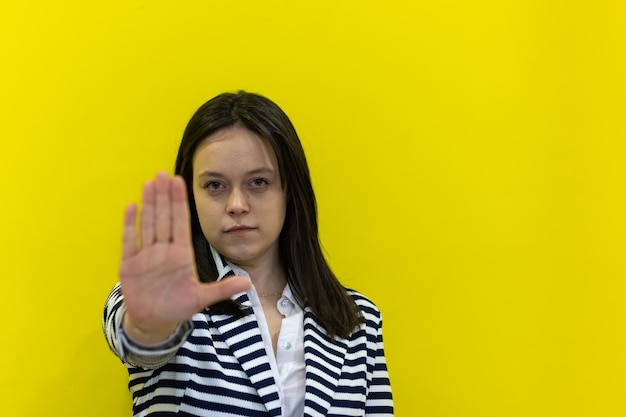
[197,167,275,179]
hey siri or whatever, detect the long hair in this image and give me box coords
[174,91,362,338]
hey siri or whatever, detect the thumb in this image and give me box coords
[198,276,251,308]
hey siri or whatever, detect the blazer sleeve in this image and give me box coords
[365,315,394,416]
[102,282,190,369]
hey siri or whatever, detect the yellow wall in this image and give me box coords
[1,1,624,416]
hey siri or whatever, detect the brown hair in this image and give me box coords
[174,91,362,338]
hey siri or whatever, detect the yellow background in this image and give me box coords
[1,1,624,416]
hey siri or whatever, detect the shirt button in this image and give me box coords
[283,341,292,350]
[280,298,291,308]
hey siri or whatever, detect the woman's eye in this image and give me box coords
[250,178,269,187]
[204,181,223,190]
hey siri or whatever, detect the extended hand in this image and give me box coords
[119,171,250,344]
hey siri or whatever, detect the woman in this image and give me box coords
[103,91,393,416]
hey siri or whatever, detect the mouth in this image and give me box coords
[224,225,257,234]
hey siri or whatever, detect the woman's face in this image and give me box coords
[192,125,287,270]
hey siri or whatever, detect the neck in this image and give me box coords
[250,266,286,296]
[227,249,286,295]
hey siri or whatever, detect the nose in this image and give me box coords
[227,187,249,215]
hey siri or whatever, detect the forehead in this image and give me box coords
[192,126,279,173]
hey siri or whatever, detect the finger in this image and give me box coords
[198,276,252,308]
[121,203,138,259]
[154,171,172,243]
[171,175,192,245]
[140,180,156,247]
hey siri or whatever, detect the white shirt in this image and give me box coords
[231,264,306,417]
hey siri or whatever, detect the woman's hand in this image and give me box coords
[119,171,250,345]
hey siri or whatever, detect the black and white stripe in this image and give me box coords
[103,256,393,416]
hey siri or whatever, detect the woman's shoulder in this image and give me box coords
[345,288,384,322]
[345,287,376,304]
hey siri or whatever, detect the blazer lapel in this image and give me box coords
[207,247,281,417]
[303,308,347,417]
[207,293,281,417]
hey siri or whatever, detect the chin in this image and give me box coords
[219,246,262,266]
[212,239,279,268]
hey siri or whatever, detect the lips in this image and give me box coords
[225,225,256,233]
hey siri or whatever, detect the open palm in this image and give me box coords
[119,172,249,344]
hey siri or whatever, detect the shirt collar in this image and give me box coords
[210,245,236,280]
[209,245,297,306]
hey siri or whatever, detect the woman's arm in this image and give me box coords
[366,317,394,416]
[102,172,249,368]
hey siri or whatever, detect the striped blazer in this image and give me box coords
[103,272,393,416]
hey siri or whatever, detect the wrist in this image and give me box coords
[122,313,179,346]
